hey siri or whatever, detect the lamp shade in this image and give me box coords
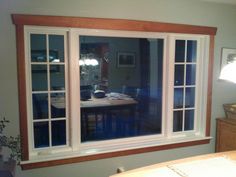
[219,61,236,84]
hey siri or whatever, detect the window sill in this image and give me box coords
[20,136,211,170]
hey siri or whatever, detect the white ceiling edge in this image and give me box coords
[200,0,236,5]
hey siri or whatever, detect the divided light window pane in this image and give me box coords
[186,64,196,85]
[49,35,65,62]
[30,33,67,148]
[174,65,184,86]
[173,39,197,132]
[175,40,185,62]
[50,65,65,90]
[32,93,48,119]
[184,110,194,131]
[31,65,47,91]
[79,35,163,142]
[34,122,49,148]
[30,34,47,62]
[187,40,197,62]
[173,111,183,132]
[52,120,66,146]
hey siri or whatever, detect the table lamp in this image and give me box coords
[219,53,236,83]
[219,53,236,118]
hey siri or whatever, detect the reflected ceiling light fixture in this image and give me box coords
[84,58,99,66]
[79,60,85,66]
[219,48,236,84]
[79,53,99,66]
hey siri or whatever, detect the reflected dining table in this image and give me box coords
[51,94,138,138]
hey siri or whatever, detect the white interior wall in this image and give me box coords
[1,0,236,177]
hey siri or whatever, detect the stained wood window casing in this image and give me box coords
[12,14,217,169]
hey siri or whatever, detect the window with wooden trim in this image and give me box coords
[12,14,216,169]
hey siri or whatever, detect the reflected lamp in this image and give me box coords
[219,53,236,83]
[219,51,236,118]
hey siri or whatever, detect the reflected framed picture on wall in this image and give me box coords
[220,47,236,69]
[117,52,135,68]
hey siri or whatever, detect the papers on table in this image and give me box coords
[123,167,181,177]
[107,92,133,100]
[168,157,236,177]
[121,157,236,177]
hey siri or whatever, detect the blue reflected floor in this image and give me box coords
[81,113,161,142]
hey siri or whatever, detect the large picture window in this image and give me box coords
[79,35,164,142]
[12,14,216,169]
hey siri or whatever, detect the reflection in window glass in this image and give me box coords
[79,36,163,142]
[185,87,195,108]
[51,93,66,118]
[187,40,197,62]
[50,65,65,90]
[31,65,48,91]
[174,88,183,109]
[52,120,66,146]
[175,40,185,62]
[173,39,197,133]
[174,65,184,86]
[30,32,68,149]
[184,110,194,130]
[32,93,48,119]
[186,64,196,85]
[49,35,64,62]
[34,122,49,148]
[173,111,183,132]
[31,34,47,62]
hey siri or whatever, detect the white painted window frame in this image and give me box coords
[24,26,71,157]
[23,26,210,163]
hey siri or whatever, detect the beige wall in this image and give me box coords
[1,0,236,177]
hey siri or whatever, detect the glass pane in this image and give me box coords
[51,93,66,118]
[174,88,184,109]
[187,40,197,62]
[32,93,48,119]
[34,122,49,148]
[79,36,163,142]
[50,65,65,91]
[31,65,48,91]
[185,87,195,108]
[173,111,183,132]
[31,34,47,62]
[174,65,184,86]
[52,120,66,146]
[186,64,196,85]
[184,110,194,130]
[175,40,185,62]
[49,35,64,62]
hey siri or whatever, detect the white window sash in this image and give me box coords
[24,26,71,157]
[24,26,210,159]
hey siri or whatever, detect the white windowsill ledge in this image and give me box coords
[20,135,212,165]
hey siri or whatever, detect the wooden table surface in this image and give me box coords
[110,150,236,177]
[51,95,137,109]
